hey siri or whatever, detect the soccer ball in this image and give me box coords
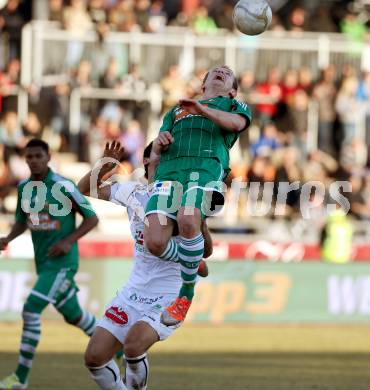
[233,0,272,36]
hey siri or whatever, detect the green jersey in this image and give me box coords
[15,168,96,274]
[159,96,252,171]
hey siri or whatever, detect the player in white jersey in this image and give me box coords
[78,141,212,390]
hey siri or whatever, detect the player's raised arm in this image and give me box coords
[179,98,250,133]
[78,141,125,200]
[147,132,174,183]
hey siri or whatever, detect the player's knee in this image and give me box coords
[145,235,167,257]
[85,344,107,368]
[123,339,145,359]
[177,213,200,237]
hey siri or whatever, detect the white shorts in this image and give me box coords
[97,288,180,344]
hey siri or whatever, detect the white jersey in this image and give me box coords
[109,181,181,295]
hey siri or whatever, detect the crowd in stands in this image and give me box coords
[0,0,370,224]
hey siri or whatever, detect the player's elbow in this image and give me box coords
[203,245,213,259]
[234,117,248,132]
[77,182,90,196]
[85,215,99,228]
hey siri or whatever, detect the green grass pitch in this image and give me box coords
[1,322,370,389]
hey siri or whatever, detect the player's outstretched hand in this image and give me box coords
[179,99,205,115]
[48,240,71,257]
[0,237,9,252]
[102,141,126,169]
[153,131,174,154]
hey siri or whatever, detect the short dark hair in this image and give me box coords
[202,65,238,91]
[143,141,153,159]
[25,138,49,154]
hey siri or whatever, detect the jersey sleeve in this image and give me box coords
[66,181,97,218]
[109,181,137,207]
[15,185,27,223]
[231,99,252,131]
[159,109,174,133]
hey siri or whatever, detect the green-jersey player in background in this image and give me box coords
[0,139,99,390]
[145,65,252,325]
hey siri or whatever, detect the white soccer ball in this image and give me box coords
[233,0,272,36]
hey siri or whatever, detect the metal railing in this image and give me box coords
[21,22,370,86]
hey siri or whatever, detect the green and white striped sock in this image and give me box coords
[15,311,41,384]
[76,310,96,336]
[178,234,204,301]
[159,238,179,262]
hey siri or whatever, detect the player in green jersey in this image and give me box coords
[0,139,99,390]
[145,66,252,325]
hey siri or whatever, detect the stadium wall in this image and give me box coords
[1,259,370,324]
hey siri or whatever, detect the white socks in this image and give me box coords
[88,359,127,390]
[125,353,149,390]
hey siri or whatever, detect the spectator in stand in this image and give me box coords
[186,67,207,98]
[298,67,313,95]
[148,0,168,32]
[302,149,338,187]
[274,147,302,216]
[49,82,70,139]
[357,71,370,145]
[254,67,282,124]
[121,63,146,94]
[71,59,94,88]
[160,64,187,112]
[63,0,93,66]
[286,6,309,32]
[349,173,370,222]
[120,63,150,130]
[89,0,108,26]
[312,66,337,156]
[250,122,282,158]
[239,70,256,102]
[335,76,366,146]
[88,115,107,164]
[109,0,138,32]
[49,0,64,23]
[340,138,368,172]
[309,4,337,33]
[100,58,121,89]
[119,119,145,166]
[134,0,151,32]
[22,112,42,140]
[0,144,14,212]
[290,89,309,143]
[213,1,234,31]
[0,0,25,60]
[0,111,24,150]
[191,6,217,35]
[281,69,299,106]
[246,154,275,216]
[0,58,20,113]
[340,12,368,42]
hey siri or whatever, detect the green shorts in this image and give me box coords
[145,157,226,220]
[25,268,79,314]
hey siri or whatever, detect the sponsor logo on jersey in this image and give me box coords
[129,293,164,305]
[151,181,172,196]
[173,107,203,124]
[27,213,60,231]
[105,306,129,326]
